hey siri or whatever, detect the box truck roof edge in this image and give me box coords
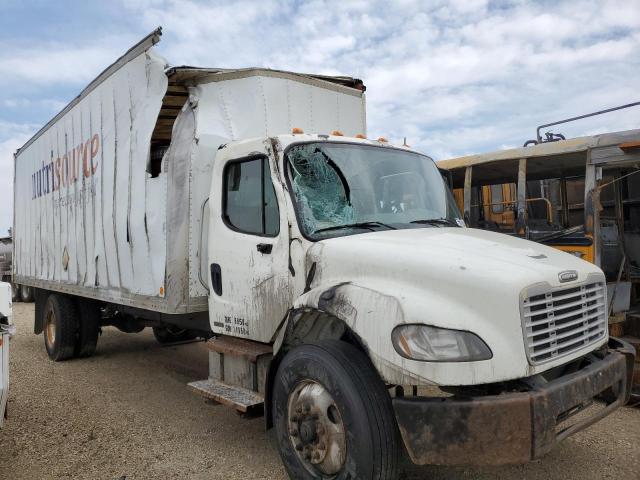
[15,27,365,158]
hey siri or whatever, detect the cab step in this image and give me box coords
[206,335,273,394]
[188,379,264,413]
[205,336,273,361]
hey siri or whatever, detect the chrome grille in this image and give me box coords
[522,281,607,364]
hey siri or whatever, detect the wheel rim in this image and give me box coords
[287,380,346,477]
[45,309,56,349]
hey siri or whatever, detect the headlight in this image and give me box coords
[391,324,492,362]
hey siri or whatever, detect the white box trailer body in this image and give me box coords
[13,30,366,318]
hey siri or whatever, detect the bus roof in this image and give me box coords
[437,128,640,171]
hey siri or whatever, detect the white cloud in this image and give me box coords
[108,0,638,158]
[0,34,140,88]
[0,126,36,235]
[1,98,67,112]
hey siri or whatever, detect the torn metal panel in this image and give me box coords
[14,41,169,309]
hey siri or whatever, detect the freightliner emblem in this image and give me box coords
[558,270,578,283]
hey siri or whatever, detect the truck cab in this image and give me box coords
[195,132,635,477]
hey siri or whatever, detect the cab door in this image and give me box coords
[207,143,291,343]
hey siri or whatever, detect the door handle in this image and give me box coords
[256,243,273,254]
[210,263,222,296]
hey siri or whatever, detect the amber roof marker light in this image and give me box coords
[292,127,304,134]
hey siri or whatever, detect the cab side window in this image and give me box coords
[224,156,279,236]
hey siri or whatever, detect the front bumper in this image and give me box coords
[393,337,635,466]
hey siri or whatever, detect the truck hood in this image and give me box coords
[300,227,606,386]
[311,227,598,289]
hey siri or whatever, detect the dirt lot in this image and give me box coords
[1,303,639,479]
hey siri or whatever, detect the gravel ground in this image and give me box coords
[1,302,639,479]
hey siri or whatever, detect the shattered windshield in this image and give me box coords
[286,142,462,239]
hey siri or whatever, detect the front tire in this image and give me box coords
[43,294,79,361]
[272,340,400,480]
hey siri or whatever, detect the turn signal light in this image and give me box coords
[292,127,304,134]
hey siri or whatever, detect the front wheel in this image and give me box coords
[272,340,400,480]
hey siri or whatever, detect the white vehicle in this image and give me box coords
[12,29,635,478]
[0,282,14,427]
[0,236,34,302]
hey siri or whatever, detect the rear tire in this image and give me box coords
[152,326,197,344]
[74,299,100,358]
[20,285,34,302]
[272,339,400,480]
[43,294,79,361]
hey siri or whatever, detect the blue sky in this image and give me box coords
[1,0,639,235]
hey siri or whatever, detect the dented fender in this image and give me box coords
[283,275,532,386]
[287,282,432,385]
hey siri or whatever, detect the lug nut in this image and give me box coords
[295,443,303,451]
[296,406,303,414]
[304,403,311,412]
[318,442,326,450]
[290,428,298,437]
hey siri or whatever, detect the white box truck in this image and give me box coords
[13,29,636,479]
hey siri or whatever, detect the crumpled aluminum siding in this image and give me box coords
[13,49,169,309]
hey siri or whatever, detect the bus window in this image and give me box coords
[491,184,504,213]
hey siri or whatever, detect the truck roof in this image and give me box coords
[16,27,366,157]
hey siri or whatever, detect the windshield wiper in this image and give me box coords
[313,221,397,235]
[410,218,459,227]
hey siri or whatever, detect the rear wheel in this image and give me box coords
[43,294,78,361]
[20,285,34,302]
[272,340,400,480]
[74,299,100,358]
[152,326,198,344]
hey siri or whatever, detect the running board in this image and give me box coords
[188,379,264,413]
